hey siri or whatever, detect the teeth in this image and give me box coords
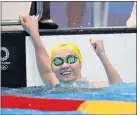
[61,72,71,75]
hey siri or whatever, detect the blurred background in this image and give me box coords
[1,1,135,28]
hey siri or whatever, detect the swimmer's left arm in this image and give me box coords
[90,39,123,85]
[97,52,123,85]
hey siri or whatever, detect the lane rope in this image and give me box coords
[78,100,136,114]
[2,95,84,111]
[2,95,136,114]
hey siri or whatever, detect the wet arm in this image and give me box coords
[30,32,60,86]
[98,53,123,85]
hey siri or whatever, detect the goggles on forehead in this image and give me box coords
[52,55,78,66]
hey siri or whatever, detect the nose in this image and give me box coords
[61,61,69,69]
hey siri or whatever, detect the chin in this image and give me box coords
[59,75,76,82]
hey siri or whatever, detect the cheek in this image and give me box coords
[52,64,60,73]
[72,62,81,70]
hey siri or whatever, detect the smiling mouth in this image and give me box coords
[61,71,72,76]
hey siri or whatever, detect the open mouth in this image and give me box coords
[61,71,72,77]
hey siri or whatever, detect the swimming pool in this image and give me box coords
[1,83,136,114]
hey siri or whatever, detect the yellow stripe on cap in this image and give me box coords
[77,100,136,114]
[50,41,82,63]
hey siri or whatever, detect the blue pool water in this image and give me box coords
[1,83,136,114]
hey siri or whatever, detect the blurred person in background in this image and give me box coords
[67,2,86,28]
[126,2,136,27]
[30,1,58,29]
[30,1,87,28]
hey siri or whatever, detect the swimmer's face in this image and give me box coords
[51,49,82,82]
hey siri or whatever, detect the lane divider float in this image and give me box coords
[2,95,136,114]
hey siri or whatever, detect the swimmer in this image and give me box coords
[19,16,123,87]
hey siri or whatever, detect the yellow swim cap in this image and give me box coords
[50,41,82,64]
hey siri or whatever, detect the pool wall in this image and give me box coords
[1,28,136,88]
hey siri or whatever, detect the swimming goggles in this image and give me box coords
[52,55,78,66]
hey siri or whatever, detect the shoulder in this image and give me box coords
[91,81,109,88]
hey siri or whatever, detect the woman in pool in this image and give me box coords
[19,15,123,87]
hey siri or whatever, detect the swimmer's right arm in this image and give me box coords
[19,16,60,87]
